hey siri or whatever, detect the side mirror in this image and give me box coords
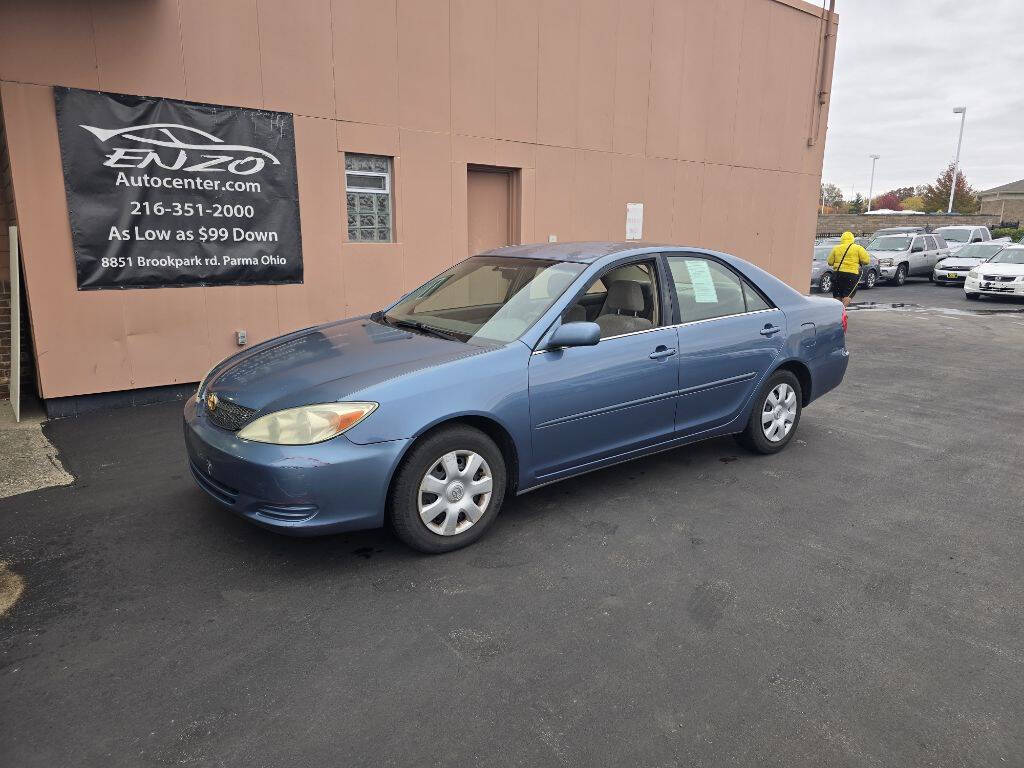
[911,245,924,253]
[547,321,601,349]
[971,237,982,243]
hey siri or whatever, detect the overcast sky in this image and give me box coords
[821,0,1024,200]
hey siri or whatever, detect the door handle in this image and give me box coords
[649,346,677,360]
[760,324,781,337]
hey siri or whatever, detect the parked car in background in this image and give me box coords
[871,226,925,238]
[964,246,1024,299]
[810,244,880,293]
[816,236,871,248]
[185,242,849,552]
[933,242,1007,285]
[933,225,992,254]
[867,232,950,285]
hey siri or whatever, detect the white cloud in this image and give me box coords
[821,0,1024,198]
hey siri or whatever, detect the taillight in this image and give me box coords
[841,307,848,333]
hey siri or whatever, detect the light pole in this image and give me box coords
[866,154,880,212]
[947,106,967,214]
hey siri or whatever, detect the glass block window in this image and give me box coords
[345,153,393,242]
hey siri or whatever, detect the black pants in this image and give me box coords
[832,271,859,300]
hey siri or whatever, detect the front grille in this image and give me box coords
[206,397,257,431]
[941,265,969,272]
[982,275,1015,282]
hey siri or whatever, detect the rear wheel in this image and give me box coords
[818,272,833,294]
[736,370,802,455]
[389,425,506,553]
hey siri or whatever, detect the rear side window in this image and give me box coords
[743,282,771,312]
[667,256,770,323]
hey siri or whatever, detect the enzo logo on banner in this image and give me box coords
[80,123,280,175]
[54,87,303,290]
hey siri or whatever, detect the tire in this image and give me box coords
[388,425,507,553]
[928,273,934,282]
[818,272,833,294]
[864,270,877,289]
[965,292,979,300]
[736,370,803,455]
[890,263,908,286]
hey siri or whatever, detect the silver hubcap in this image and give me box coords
[761,383,797,442]
[418,450,493,536]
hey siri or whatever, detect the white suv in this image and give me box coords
[933,225,992,254]
[867,233,951,286]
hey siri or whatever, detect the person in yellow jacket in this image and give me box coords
[827,231,870,307]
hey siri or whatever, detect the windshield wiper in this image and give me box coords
[381,314,463,342]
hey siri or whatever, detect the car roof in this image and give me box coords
[934,225,977,230]
[479,241,681,264]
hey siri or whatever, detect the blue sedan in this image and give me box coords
[184,242,849,552]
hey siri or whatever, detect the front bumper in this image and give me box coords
[964,276,1024,296]
[183,395,409,535]
[878,264,897,279]
[934,269,968,284]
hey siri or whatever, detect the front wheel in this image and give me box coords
[890,263,908,286]
[389,425,507,553]
[818,272,833,294]
[736,370,802,455]
[965,292,980,300]
[864,269,877,289]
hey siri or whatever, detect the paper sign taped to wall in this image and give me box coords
[625,203,643,240]
[684,259,718,303]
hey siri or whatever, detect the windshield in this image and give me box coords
[949,243,1003,261]
[384,256,585,344]
[988,249,1024,265]
[935,228,971,243]
[868,235,912,252]
[812,247,830,262]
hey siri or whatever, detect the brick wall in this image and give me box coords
[980,196,1024,225]
[817,213,1001,237]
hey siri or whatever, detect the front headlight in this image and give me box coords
[968,269,979,279]
[237,402,378,445]
[879,257,893,267]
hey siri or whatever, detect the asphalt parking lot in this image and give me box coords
[2,281,1022,767]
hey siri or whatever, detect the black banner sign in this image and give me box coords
[54,87,303,290]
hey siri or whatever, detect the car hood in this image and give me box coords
[208,317,486,412]
[945,242,968,252]
[867,249,906,259]
[937,256,985,268]
[976,263,1024,276]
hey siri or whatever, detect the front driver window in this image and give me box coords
[564,260,661,339]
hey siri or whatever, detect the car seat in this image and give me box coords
[595,280,653,337]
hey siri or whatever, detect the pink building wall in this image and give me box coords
[0,0,835,400]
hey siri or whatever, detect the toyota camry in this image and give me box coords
[184,243,849,552]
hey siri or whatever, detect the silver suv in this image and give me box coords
[867,232,951,286]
